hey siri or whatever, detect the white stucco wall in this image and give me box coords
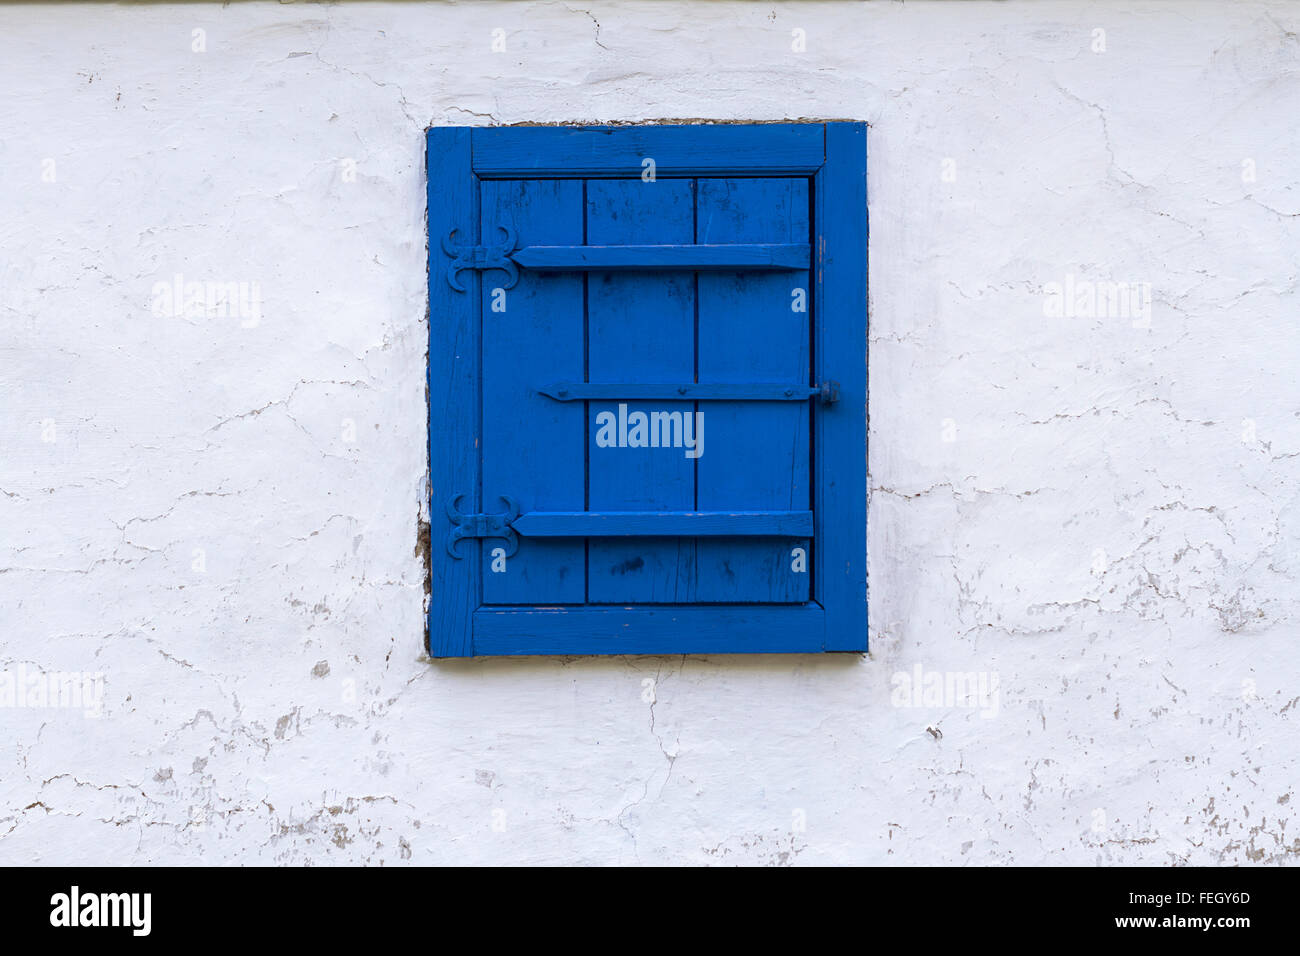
[1,0,1297,866]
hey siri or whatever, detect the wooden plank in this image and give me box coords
[586,179,697,603]
[816,123,869,651]
[539,383,819,402]
[696,178,812,603]
[513,243,809,271]
[473,605,826,656]
[472,125,825,178]
[426,128,479,657]
[480,180,587,605]
[513,510,813,538]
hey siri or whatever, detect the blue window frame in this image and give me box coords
[427,123,866,657]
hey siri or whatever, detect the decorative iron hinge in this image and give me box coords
[818,380,840,404]
[445,494,520,559]
[441,226,519,292]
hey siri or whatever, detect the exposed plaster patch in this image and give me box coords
[0,0,1296,867]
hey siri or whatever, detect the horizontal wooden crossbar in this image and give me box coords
[512,243,809,271]
[470,124,828,178]
[538,382,823,402]
[512,510,813,538]
[472,605,827,656]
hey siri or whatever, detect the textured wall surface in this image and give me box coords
[1,1,1297,865]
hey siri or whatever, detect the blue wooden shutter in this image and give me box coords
[428,123,866,656]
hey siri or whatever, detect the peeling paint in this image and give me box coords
[0,0,1297,866]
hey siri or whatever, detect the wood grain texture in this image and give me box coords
[814,123,869,651]
[473,605,826,656]
[512,510,813,537]
[538,382,820,402]
[481,179,586,604]
[513,243,809,271]
[696,178,811,603]
[428,123,867,656]
[472,124,826,178]
[426,128,479,657]
[586,178,697,603]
